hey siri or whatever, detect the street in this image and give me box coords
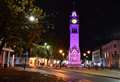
[0,0,120,82]
[17,67,120,82]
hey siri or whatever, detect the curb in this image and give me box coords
[50,68,120,80]
[79,72,120,80]
[16,67,120,80]
[66,69,120,80]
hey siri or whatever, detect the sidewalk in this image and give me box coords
[0,67,65,82]
[15,66,120,79]
[62,68,120,79]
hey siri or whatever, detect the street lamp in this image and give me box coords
[83,53,87,56]
[59,49,63,54]
[44,42,47,46]
[46,45,50,49]
[62,53,65,56]
[44,42,50,50]
[87,50,91,54]
[29,15,35,22]
[58,49,64,68]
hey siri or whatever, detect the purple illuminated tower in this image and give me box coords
[68,11,81,67]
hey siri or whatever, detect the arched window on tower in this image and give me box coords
[72,28,77,33]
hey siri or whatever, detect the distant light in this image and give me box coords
[94,62,96,65]
[63,60,68,64]
[62,53,65,56]
[53,60,57,64]
[59,49,63,54]
[29,57,36,67]
[44,42,47,46]
[87,50,91,54]
[57,60,60,64]
[97,62,101,67]
[86,56,88,58]
[83,53,86,56]
[46,45,50,49]
[50,64,53,67]
[29,16,35,22]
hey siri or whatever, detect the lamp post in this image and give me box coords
[44,42,53,66]
[83,50,91,59]
[59,49,65,68]
[83,50,92,68]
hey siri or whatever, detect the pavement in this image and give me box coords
[55,67,120,79]
[0,67,65,82]
[15,67,120,82]
[16,66,120,79]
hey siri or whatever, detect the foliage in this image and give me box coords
[0,0,45,56]
[31,44,52,58]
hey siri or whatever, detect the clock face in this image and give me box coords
[72,19,77,24]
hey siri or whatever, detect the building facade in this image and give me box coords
[102,40,120,68]
[92,49,102,67]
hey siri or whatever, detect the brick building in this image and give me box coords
[102,40,120,68]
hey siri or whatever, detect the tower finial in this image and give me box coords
[72,0,76,10]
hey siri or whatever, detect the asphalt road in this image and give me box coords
[18,67,120,82]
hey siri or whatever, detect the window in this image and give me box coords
[114,44,117,48]
[114,51,117,55]
[72,28,77,33]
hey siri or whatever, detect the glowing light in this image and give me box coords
[59,49,63,54]
[44,42,47,46]
[46,45,50,49]
[29,16,35,22]
[68,11,81,67]
[63,60,68,64]
[87,50,91,54]
[29,57,36,67]
[53,60,57,64]
[12,55,15,67]
[50,64,53,67]
[97,62,101,67]
[94,62,96,65]
[56,60,60,64]
[62,53,65,56]
[72,19,77,24]
[83,53,86,56]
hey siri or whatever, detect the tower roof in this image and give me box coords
[71,11,77,17]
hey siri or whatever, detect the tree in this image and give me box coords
[31,44,50,58]
[0,0,45,56]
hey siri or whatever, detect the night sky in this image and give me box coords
[36,0,120,52]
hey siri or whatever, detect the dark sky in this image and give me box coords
[36,0,120,51]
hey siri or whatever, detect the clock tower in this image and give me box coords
[68,11,81,67]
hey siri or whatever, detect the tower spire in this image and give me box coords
[72,0,76,10]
